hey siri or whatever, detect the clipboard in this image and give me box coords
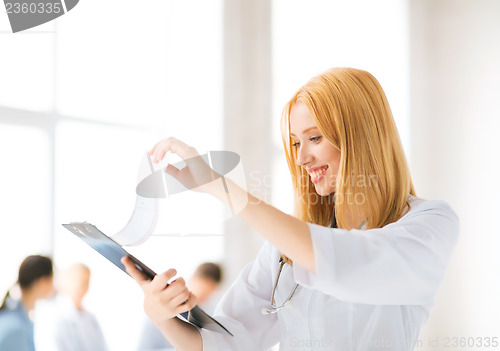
[62,222,233,337]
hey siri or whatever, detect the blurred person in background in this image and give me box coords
[136,262,222,351]
[0,255,54,351]
[35,263,108,351]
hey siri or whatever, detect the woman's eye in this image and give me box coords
[292,136,321,148]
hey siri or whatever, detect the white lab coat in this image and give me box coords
[200,196,459,350]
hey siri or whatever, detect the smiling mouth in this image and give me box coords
[308,166,328,183]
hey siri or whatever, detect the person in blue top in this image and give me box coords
[0,255,54,351]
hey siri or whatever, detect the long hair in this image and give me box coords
[0,255,53,311]
[281,67,415,234]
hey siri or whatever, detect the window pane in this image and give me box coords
[0,124,51,295]
[55,0,222,128]
[0,23,55,112]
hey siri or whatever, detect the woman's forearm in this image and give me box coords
[156,317,203,351]
[147,137,316,272]
[210,177,316,273]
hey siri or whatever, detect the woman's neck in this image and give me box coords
[344,212,367,230]
[21,290,37,311]
[72,296,84,311]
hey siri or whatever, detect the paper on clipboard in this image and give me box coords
[110,154,161,246]
[113,150,247,245]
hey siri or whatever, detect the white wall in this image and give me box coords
[410,0,500,345]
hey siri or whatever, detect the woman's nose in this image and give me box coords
[296,145,311,166]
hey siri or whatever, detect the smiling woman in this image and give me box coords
[289,103,342,196]
[123,67,459,351]
[282,67,415,231]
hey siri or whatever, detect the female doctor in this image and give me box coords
[122,67,459,351]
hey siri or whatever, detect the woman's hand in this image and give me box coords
[147,138,315,273]
[149,137,220,194]
[121,256,198,326]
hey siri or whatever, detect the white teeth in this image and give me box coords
[310,168,327,179]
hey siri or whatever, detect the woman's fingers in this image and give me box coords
[150,269,177,290]
[168,284,191,307]
[122,257,180,295]
[149,137,200,163]
[148,140,162,156]
[148,276,196,322]
[167,279,198,313]
[165,163,181,178]
[154,277,186,304]
[177,292,198,313]
[148,137,218,194]
[123,255,196,324]
[121,256,150,285]
[152,139,171,163]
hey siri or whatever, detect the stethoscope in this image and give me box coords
[261,257,300,315]
[261,216,346,315]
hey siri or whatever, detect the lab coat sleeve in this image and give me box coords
[200,241,280,351]
[293,199,459,305]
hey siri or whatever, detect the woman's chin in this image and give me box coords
[314,185,334,197]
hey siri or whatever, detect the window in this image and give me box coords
[0,1,222,349]
[0,124,51,293]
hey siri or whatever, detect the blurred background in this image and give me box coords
[1,0,499,350]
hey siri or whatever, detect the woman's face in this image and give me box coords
[290,102,341,196]
[36,275,54,299]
